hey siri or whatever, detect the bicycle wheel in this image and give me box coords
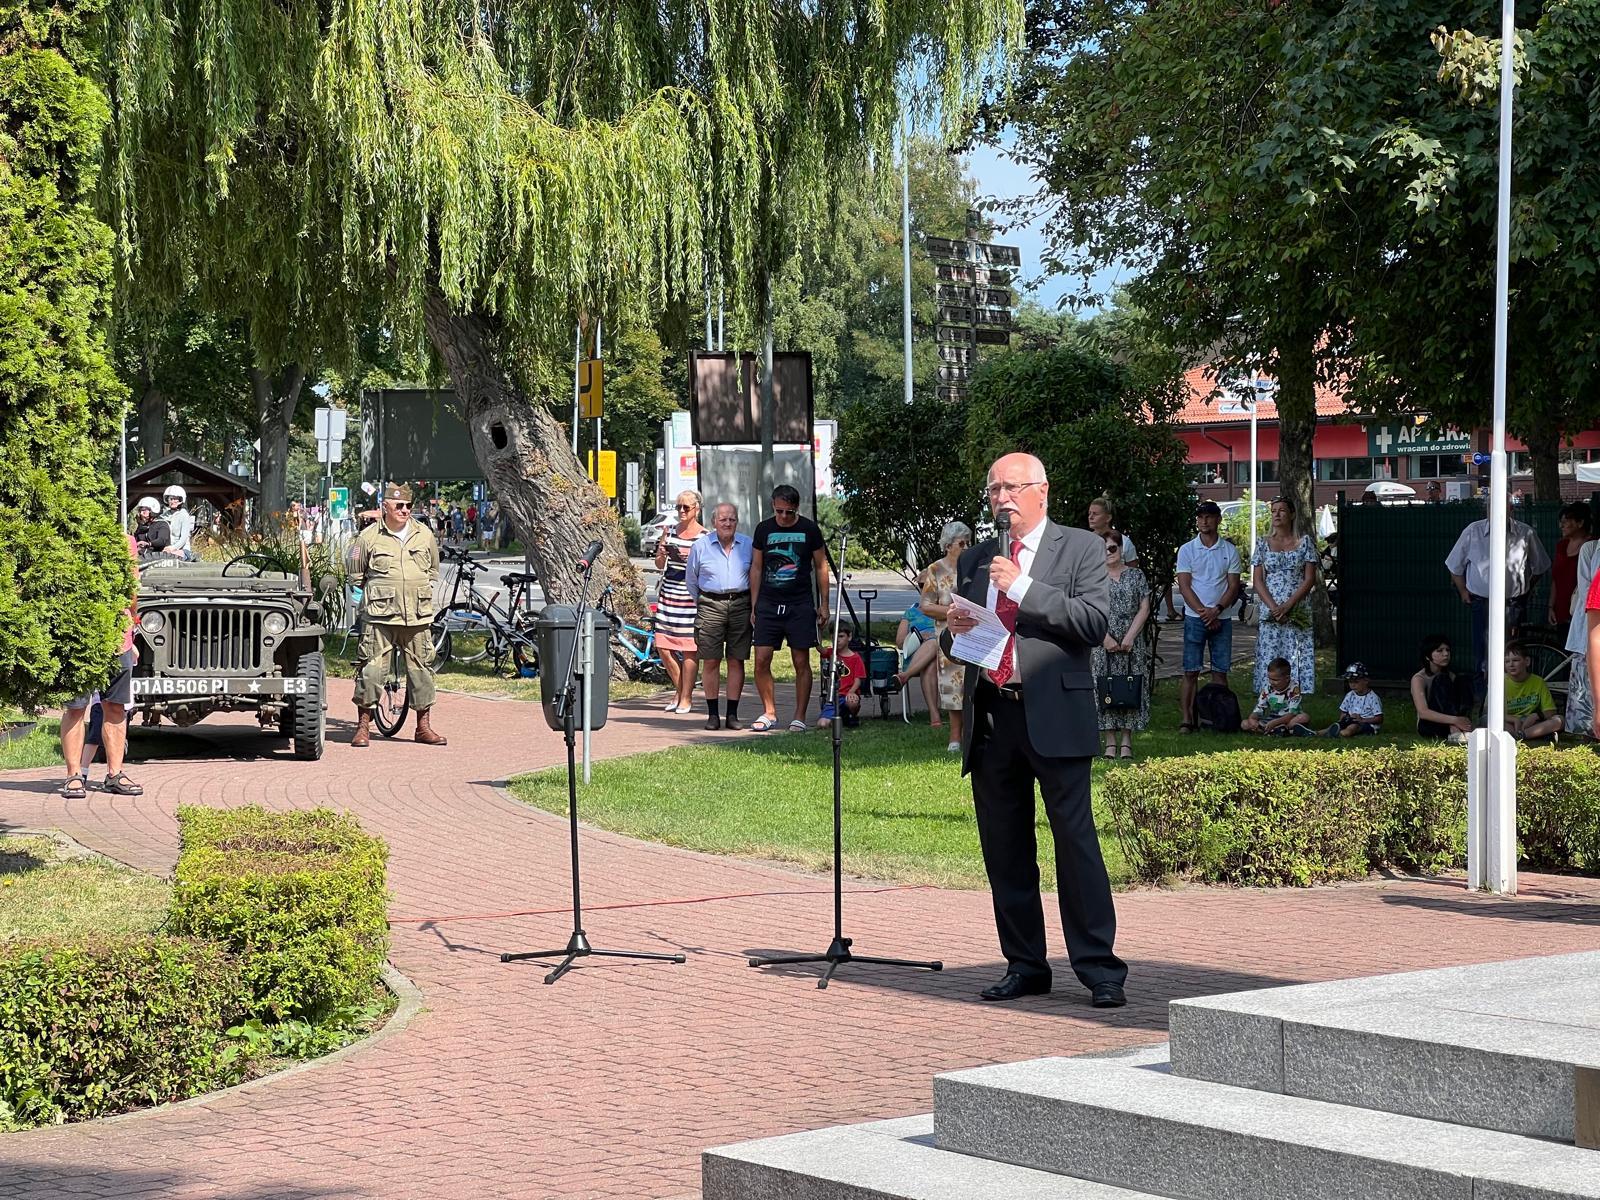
[432,601,497,666]
[371,646,411,737]
[1521,640,1572,697]
[509,612,541,678]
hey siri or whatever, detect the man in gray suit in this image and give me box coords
[945,452,1129,1007]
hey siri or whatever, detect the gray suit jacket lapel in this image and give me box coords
[1030,521,1068,585]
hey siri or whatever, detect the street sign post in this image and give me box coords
[625,461,640,521]
[588,449,617,499]
[579,359,603,419]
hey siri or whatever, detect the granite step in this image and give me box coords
[702,1115,1169,1200]
[1167,949,1600,1144]
[933,1051,1600,1200]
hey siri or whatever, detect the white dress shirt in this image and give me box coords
[986,520,1047,610]
[1443,518,1550,599]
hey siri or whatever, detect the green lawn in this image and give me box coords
[0,719,62,772]
[0,835,172,941]
[509,672,1444,890]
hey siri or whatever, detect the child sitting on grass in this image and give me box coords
[1325,661,1384,737]
[817,628,866,729]
[1504,642,1563,741]
[1242,657,1312,735]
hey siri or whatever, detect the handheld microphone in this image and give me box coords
[994,508,1012,545]
[577,539,605,569]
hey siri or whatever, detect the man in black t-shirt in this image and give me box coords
[749,484,830,731]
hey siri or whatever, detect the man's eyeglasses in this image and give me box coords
[985,480,1045,501]
[773,506,797,517]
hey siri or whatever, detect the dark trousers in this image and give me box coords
[1469,592,1529,696]
[970,688,1127,989]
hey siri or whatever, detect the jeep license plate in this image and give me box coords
[133,677,308,697]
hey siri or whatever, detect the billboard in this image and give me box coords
[689,352,813,445]
[361,389,482,482]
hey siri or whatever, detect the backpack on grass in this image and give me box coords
[1195,683,1242,733]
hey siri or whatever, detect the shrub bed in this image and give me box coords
[0,806,389,1129]
[169,806,389,1020]
[1104,744,1600,886]
[0,937,243,1128]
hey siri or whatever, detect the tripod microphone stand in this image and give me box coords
[502,551,687,985]
[748,526,943,989]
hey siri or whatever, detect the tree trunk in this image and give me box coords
[1524,423,1562,504]
[136,365,166,466]
[250,362,305,532]
[1275,330,1335,646]
[421,293,647,675]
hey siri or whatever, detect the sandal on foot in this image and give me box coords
[750,714,778,732]
[787,719,809,732]
[1120,746,1134,759]
[1103,746,1117,759]
[102,771,143,797]
[60,776,87,799]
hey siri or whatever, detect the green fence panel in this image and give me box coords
[1336,499,1571,683]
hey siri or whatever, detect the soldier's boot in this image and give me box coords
[351,707,373,748]
[414,708,447,746]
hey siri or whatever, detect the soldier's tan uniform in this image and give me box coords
[351,505,444,742]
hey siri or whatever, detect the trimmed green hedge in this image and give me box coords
[0,806,389,1129]
[169,806,389,1021]
[0,937,243,1127]
[1104,745,1600,886]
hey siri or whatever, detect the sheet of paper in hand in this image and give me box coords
[948,593,1009,672]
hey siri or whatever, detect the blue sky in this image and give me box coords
[962,138,1133,315]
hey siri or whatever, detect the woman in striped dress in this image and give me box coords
[655,490,706,713]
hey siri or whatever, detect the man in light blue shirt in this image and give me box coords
[685,503,755,729]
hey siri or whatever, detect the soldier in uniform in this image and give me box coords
[349,483,447,747]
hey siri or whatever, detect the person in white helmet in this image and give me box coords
[160,485,196,559]
[132,496,170,557]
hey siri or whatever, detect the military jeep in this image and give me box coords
[131,559,329,760]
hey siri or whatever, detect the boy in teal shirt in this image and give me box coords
[1504,642,1563,740]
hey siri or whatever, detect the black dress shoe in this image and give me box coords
[1090,982,1127,1008]
[704,713,723,730]
[979,973,1051,1002]
[723,715,741,730]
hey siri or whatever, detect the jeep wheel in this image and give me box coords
[292,650,326,760]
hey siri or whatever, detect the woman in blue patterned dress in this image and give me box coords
[1251,496,1319,696]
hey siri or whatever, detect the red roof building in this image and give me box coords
[1174,366,1600,505]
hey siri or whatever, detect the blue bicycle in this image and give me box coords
[597,585,669,683]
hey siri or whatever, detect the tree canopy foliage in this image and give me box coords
[984,0,1600,507]
[1,0,134,710]
[106,0,1022,629]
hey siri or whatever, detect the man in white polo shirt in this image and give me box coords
[1176,500,1242,732]
[1445,500,1549,695]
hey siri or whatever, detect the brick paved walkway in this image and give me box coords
[2,688,1597,1199]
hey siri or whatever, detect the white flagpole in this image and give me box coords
[1469,0,1518,895]
[902,116,914,405]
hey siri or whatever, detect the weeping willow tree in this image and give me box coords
[104,0,1020,640]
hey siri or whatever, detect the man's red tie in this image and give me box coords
[987,538,1024,688]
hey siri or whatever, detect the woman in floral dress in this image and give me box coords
[1251,496,1319,696]
[1091,535,1151,758]
[918,521,971,753]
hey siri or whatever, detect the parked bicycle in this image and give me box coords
[430,546,541,677]
[431,546,500,667]
[597,585,668,683]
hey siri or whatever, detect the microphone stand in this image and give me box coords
[501,553,687,985]
[748,526,944,989]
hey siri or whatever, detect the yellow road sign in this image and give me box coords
[579,359,604,419]
[588,449,617,498]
